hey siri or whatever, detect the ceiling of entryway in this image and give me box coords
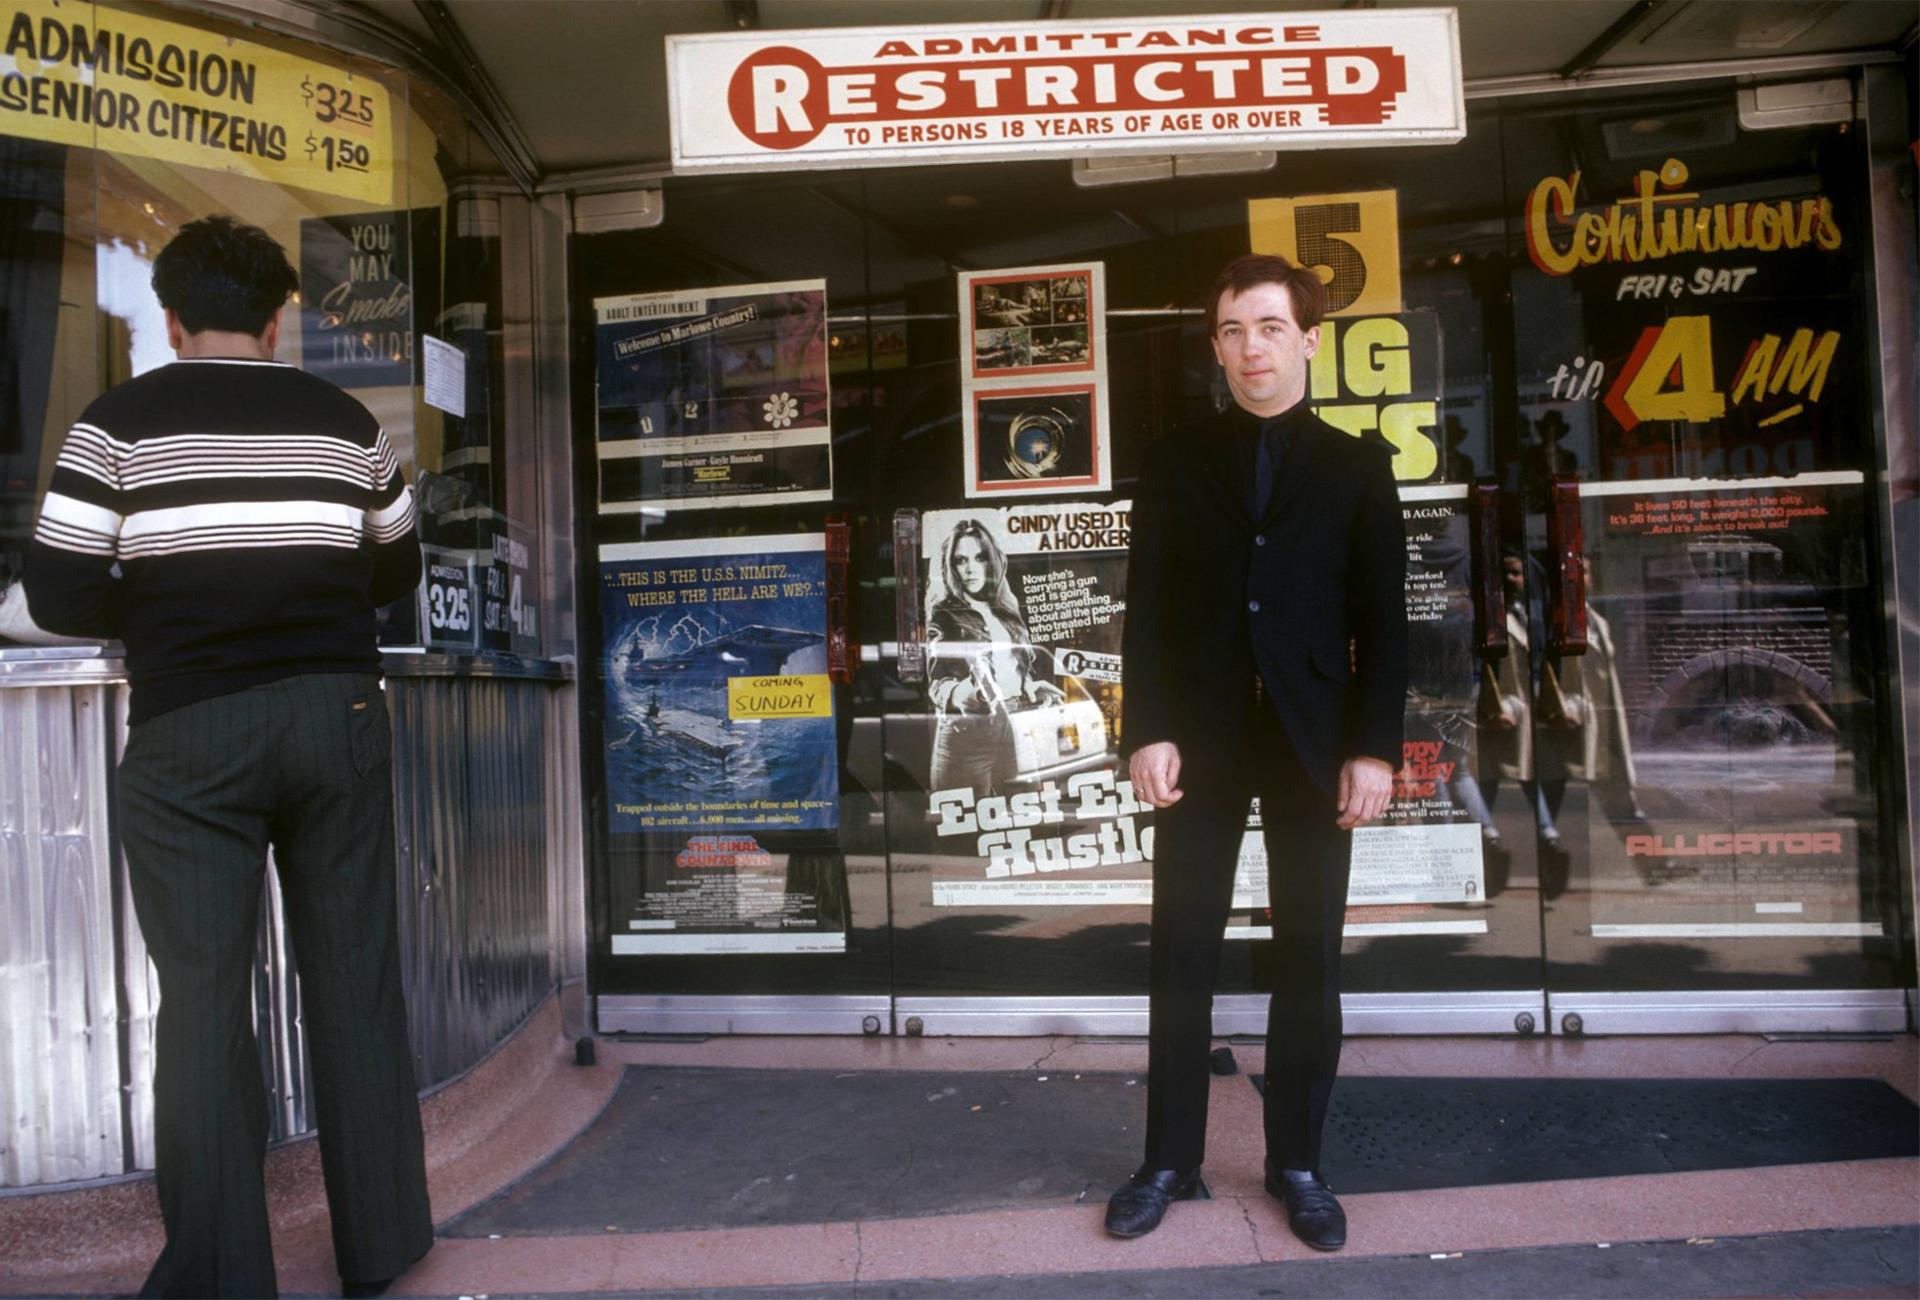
[332,0,1915,185]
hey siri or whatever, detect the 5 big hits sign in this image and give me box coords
[1251,189,1446,483]
[668,10,1463,173]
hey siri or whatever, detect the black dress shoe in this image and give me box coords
[1266,1163,1347,1251]
[1104,1166,1201,1238]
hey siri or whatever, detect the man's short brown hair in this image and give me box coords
[1205,253,1326,336]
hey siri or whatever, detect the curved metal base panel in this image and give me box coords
[597,995,891,1036]
[1223,991,1548,1037]
[1545,990,1910,1036]
[599,991,1908,1038]
[888,991,1548,1038]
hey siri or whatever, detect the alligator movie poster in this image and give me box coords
[598,534,839,837]
[911,501,1141,907]
[1578,471,1883,939]
[594,279,833,512]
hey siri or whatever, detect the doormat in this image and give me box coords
[442,1067,1185,1237]
[1247,1075,1919,1193]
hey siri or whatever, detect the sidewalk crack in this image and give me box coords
[1237,1196,1269,1261]
[1872,1241,1895,1274]
[852,1219,865,1280]
[1030,1039,1063,1071]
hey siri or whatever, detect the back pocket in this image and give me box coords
[348,694,391,777]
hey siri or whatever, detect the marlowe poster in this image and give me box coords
[599,534,838,836]
[594,280,833,511]
[1361,485,1486,907]
[1227,485,1487,941]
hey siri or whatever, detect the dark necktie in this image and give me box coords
[1254,420,1286,518]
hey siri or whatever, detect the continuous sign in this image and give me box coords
[670,10,1463,172]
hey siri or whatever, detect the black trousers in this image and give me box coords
[1141,708,1354,1174]
[119,674,433,1299]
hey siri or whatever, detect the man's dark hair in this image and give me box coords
[151,215,299,336]
[1205,253,1326,336]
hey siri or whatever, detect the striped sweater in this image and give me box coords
[24,357,421,724]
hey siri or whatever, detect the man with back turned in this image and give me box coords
[24,216,432,1298]
[1106,253,1408,1250]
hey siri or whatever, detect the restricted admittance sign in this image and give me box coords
[2,0,394,203]
[669,9,1463,173]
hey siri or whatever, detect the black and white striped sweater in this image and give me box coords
[24,358,421,724]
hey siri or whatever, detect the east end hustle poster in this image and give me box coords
[594,280,833,512]
[916,501,1142,905]
[599,534,838,835]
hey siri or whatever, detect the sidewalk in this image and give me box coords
[3,1010,1915,1298]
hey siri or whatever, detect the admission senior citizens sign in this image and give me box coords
[668,9,1464,173]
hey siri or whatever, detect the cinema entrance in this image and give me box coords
[575,21,1915,1040]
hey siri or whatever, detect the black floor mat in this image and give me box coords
[1250,1075,1919,1193]
[445,1068,1916,1237]
[443,1067,1162,1236]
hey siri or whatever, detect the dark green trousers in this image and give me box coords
[120,673,433,1299]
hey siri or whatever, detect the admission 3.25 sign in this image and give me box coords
[669,9,1464,173]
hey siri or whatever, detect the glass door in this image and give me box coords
[857,112,1554,1036]
[1497,82,1910,1033]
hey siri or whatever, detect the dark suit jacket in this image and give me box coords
[1121,401,1409,795]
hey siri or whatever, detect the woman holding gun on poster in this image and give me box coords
[926,518,1063,795]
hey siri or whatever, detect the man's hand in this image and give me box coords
[1336,757,1394,829]
[1129,741,1184,808]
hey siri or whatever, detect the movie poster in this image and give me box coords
[598,533,839,836]
[609,839,849,956]
[594,280,833,511]
[1225,485,1488,942]
[912,491,1496,934]
[915,501,1139,905]
[1579,471,1882,939]
[957,263,1112,498]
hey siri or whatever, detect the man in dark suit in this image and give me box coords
[1105,254,1408,1250]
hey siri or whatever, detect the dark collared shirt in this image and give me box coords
[1229,396,1312,519]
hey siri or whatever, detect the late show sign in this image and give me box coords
[668,9,1464,174]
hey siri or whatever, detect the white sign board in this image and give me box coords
[421,334,466,419]
[668,9,1464,174]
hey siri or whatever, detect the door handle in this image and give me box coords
[891,509,925,683]
[825,512,854,683]
[1468,478,1508,659]
[1545,474,1588,656]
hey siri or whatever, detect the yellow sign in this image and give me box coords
[1248,189,1403,317]
[728,673,832,721]
[1524,158,1842,276]
[1,0,393,204]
